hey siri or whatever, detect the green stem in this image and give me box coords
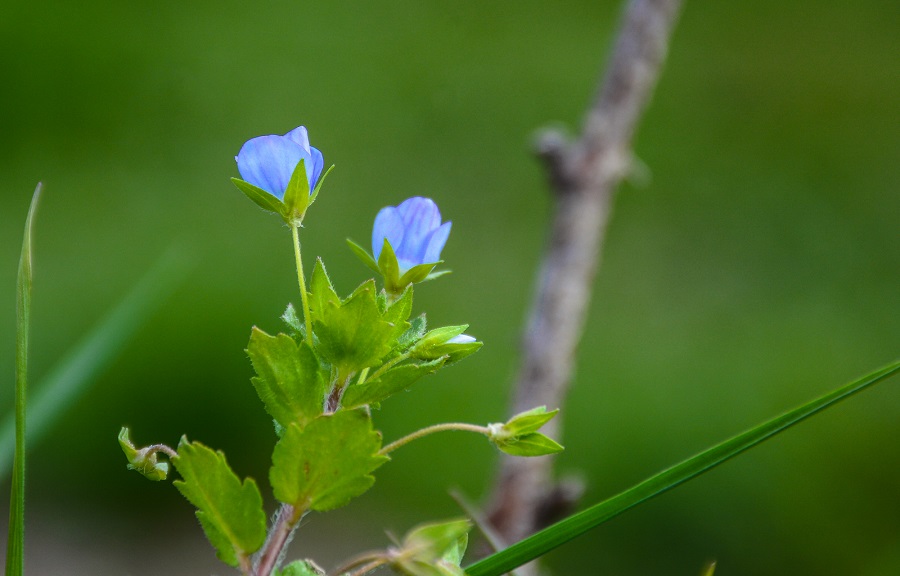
[366,353,410,384]
[380,423,491,455]
[255,503,305,576]
[290,223,313,346]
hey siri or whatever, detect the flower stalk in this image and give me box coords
[291,223,313,347]
[380,423,491,455]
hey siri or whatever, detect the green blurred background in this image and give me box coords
[1,0,898,574]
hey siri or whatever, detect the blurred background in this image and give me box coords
[1,0,898,574]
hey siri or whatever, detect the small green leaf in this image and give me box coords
[270,410,388,512]
[281,303,303,336]
[346,238,381,275]
[398,315,428,351]
[505,407,559,436]
[313,281,397,373]
[392,519,472,576]
[283,158,311,222]
[247,327,326,429]
[308,258,340,324]
[495,433,564,457]
[382,285,413,340]
[275,559,326,576]
[172,439,266,567]
[231,177,287,217]
[342,359,446,409]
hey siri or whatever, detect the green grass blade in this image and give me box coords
[0,245,190,479]
[465,359,900,576]
[6,183,41,576]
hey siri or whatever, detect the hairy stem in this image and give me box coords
[380,423,491,456]
[256,504,304,576]
[291,223,313,347]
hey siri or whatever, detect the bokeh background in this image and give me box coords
[1,0,898,574]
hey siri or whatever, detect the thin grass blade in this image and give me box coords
[6,183,41,576]
[465,359,900,576]
[0,245,190,478]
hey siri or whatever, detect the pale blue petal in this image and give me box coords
[372,207,405,260]
[395,197,441,263]
[422,221,451,264]
[447,334,476,344]
[309,146,324,187]
[236,135,305,199]
[284,126,311,155]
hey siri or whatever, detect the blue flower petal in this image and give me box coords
[372,207,405,260]
[284,126,323,189]
[284,126,311,154]
[422,221,452,264]
[394,197,441,264]
[236,135,306,200]
[309,146,325,187]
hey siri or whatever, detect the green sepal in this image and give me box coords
[274,559,326,576]
[172,438,266,567]
[308,164,334,207]
[270,409,388,512]
[313,280,398,373]
[495,432,564,457]
[378,238,402,293]
[398,261,441,286]
[342,358,447,409]
[118,427,169,481]
[282,158,311,224]
[346,238,381,276]
[504,406,560,437]
[424,269,452,282]
[247,327,326,430]
[411,325,482,365]
[392,519,472,576]
[231,177,287,218]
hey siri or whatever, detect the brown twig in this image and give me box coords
[486,0,683,569]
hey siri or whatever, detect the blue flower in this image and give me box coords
[235,126,324,200]
[372,197,452,273]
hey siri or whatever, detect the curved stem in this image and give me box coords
[291,223,313,346]
[380,423,491,456]
[331,551,387,576]
[144,444,177,459]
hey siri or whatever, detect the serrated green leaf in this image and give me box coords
[275,559,326,576]
[505,407,559,436]
[466,360,900,576]
[172,439,266,567]
[313,281,397,373]
[7,184,40,576]
[342,359,446,409]
[346,238,381,275]
[282,158,311,222]
[270,410,388,511]
[247,327,326,429]
[231,177,287,217]
[495,433,564,457]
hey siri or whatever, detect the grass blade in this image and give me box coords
[6,183,41,576]
[0,245,190,479]
[465,359,900,576]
